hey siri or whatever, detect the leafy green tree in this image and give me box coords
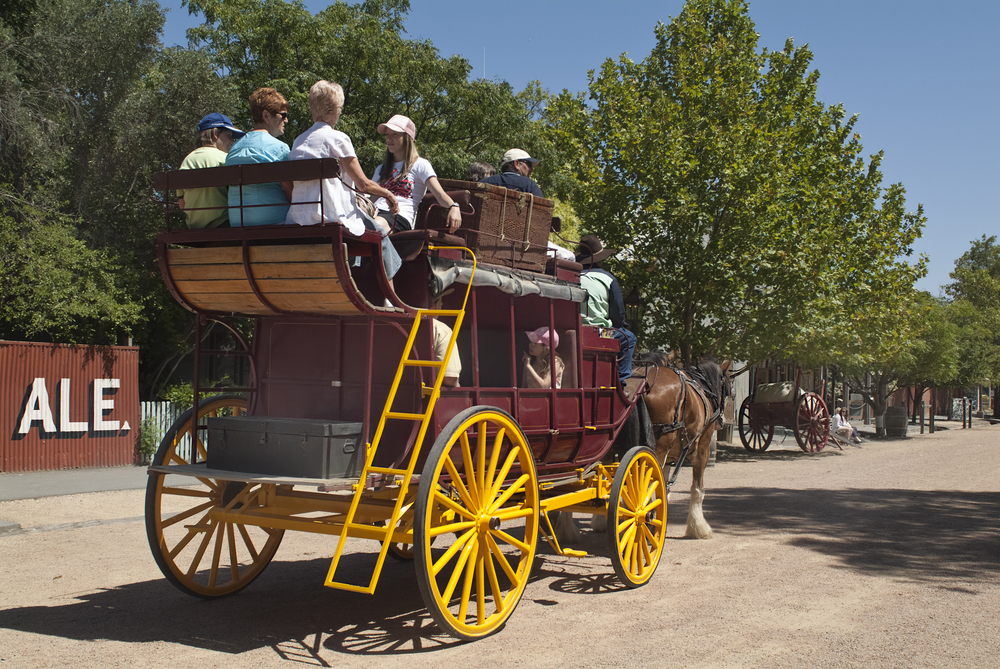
[944,235,1000,416]
[841,292,959,425]
[547,0,925,362]
[0,212,141,342]
[1,0,238,394]
[183,0,552,185]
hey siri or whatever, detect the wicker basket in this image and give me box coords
[415,179,553,272]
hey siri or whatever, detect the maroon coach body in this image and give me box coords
[1,341,139,472]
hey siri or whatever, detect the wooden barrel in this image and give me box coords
[884,406,908,437]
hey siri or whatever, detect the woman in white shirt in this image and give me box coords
[370,114,463,233]
[833,408,862,444]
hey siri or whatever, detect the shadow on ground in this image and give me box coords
[708,486,1000,583]
[0,554,463,658]
[0,525,639,657]
[2,486,996,656]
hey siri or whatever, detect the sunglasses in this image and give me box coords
[272,111,289,120]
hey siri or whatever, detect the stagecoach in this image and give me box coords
[145,159,668,639]
[737,366,830,452]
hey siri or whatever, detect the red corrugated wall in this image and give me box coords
[1,341,139,472]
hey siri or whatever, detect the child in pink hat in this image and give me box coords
[522,327,564,389]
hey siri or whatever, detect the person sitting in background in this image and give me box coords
[370,114,462,233]
[480,149,543,197]
[226,87,292,226]
[522,327,564,389]
[286,80,401,280]
[465,161,495,181]
[177,113,244,229]
[833,407,862,444]
[430,291,461,387]
[576,235,635,385]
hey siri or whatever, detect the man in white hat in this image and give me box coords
[479,148,543,197]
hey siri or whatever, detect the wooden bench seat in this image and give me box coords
[166,243,359,316]
[157,224,412,317]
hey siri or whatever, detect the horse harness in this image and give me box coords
[647,365,724,491]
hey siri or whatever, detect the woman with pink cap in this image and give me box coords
[522,327,564,389]
[370,114,463,233]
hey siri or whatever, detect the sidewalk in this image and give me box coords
[2,416,994,503]
[853,415,994,440]
[0,465,149,502]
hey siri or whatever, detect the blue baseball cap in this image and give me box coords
[197,113,245,139]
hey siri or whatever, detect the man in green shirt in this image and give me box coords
[576,235,636,385]
[177,113,245,229]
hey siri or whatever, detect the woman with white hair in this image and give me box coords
[285,80,402,280]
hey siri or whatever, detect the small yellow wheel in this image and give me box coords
[145,395,284,598]
[607,446,667,588]
[414,407,539,640]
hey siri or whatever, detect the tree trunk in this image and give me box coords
[909,385,925,424]
[873,375,889,437]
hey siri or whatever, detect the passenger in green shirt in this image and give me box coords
[177,113,245,229]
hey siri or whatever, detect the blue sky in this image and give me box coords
[160,0,1000,294]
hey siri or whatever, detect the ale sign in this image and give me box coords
[2,341,139,472]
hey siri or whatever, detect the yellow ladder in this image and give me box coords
[324,246,474,593]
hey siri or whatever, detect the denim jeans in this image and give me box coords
[614,328,637,385]
[361,212,401,279]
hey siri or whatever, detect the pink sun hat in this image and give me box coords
[526,327,559,349]
[377,114,416,139]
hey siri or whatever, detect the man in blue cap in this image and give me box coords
[177,113,245,229]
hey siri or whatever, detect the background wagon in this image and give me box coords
[737,367,830,452]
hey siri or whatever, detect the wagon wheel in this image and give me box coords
[794,392,830,452]
[145,394,284,598]
[607,446,667,588]
[385,498,420,561]
[738,397,773,452]
[414,406,539,640]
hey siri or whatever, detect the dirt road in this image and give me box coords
[1,426,998,668]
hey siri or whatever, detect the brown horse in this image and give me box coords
[628,352,730,539]
[558,353,730,543]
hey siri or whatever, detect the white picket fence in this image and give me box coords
[139,402,184,462]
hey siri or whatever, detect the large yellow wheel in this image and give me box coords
[607,446,667,588]
[145,394,284,598]
[414,407,539,640]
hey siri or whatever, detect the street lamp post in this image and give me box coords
[624,287,644,339]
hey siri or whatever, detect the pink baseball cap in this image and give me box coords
[526,327,559,349]
[377,114,416,139]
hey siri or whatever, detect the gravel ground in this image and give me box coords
[1,424,997,668]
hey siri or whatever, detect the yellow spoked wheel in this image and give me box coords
[414,407,539,640]
[145,395,284,598]
[607,446,667,588]
[385,500,418,561]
